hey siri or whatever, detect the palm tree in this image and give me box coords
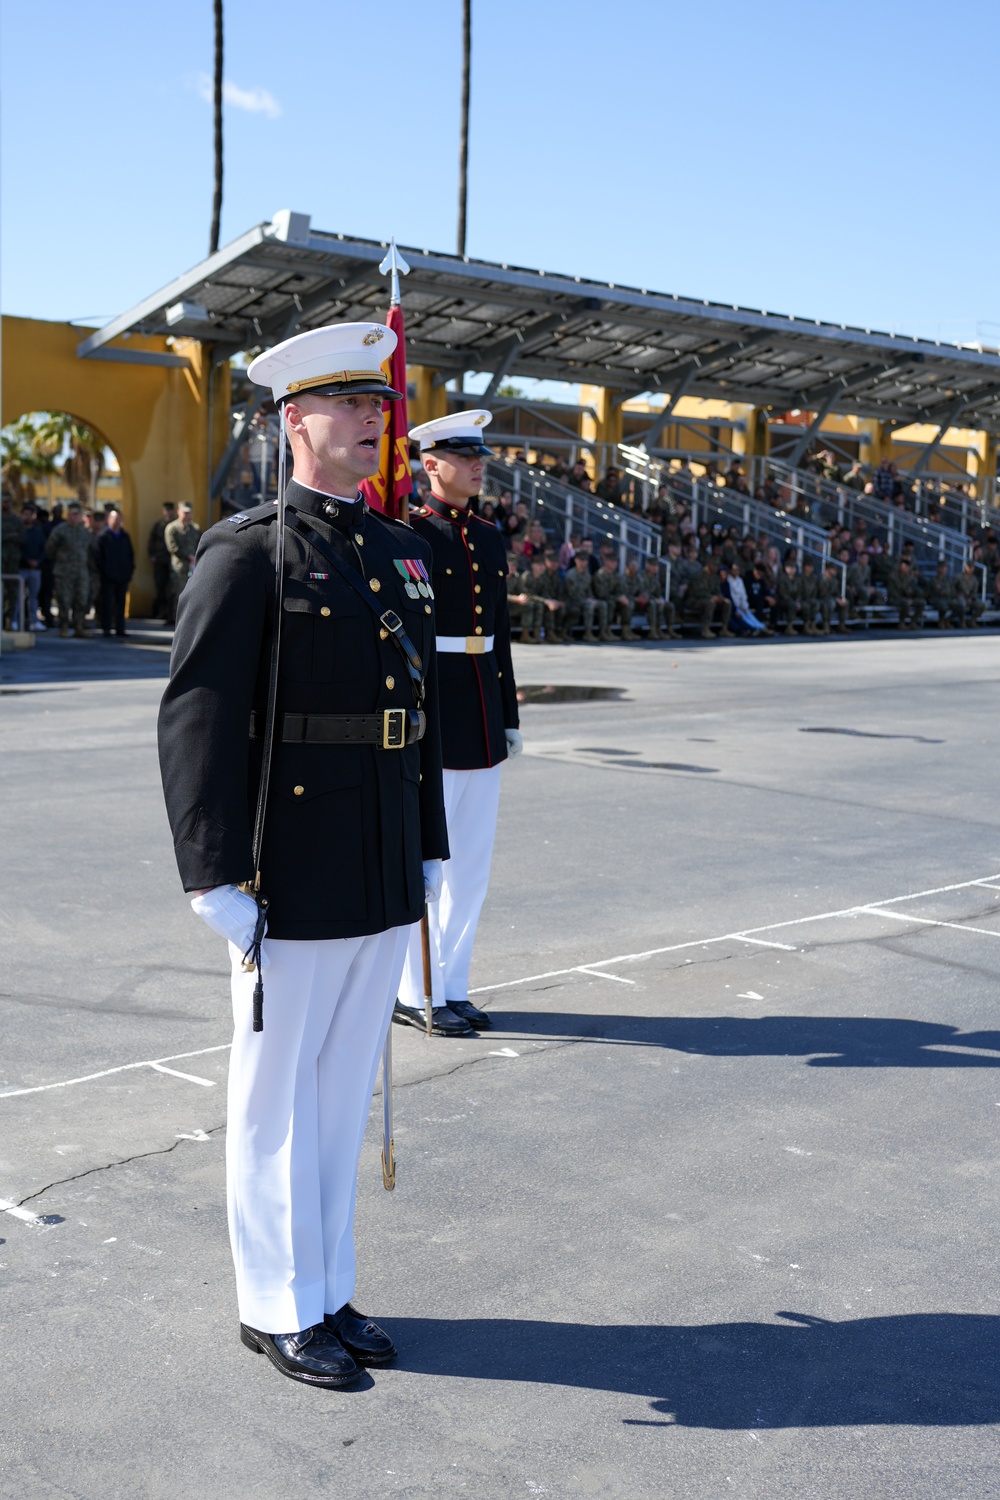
[0,416,59,505]
[34,413,107,507]
[457,0,471,257]
[209,0,224,255]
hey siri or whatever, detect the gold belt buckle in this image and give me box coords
[382,708,406,749]
[465,635,486,654]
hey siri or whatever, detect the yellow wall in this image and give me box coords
[2,316,230,612]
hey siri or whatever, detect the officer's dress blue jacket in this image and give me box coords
[408,494,518,770]
[157,480,449,941]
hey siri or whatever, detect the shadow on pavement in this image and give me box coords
[388,1311,1000,1427]
[0,629,171,685]
[486,1011,1000,1066]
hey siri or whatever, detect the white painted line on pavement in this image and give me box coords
[735,937,798,951]
[0,1197,46,1225]
[147,1063,216,1087]
[469,872,1000,994]
[0,1044,231,1100]
[3,874,998,1099]
[575,966,637,985]
[860,907,1000,941]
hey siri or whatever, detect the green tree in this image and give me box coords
[0,415,59,505]
[33,412,107,507]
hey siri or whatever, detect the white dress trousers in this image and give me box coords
[398,764,502,1010]
[226,926,408,1333]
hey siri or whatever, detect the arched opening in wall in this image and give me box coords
[2,410,130,634]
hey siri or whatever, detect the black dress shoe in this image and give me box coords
[447,999,491,1029]
[392,1000,474,1036]
[240,1322,358,1386]
[324,1303,396,1365]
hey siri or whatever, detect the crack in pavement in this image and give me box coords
[12,1124,227,1211]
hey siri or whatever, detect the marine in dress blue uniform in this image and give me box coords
[395,409,521,1035]
[158,323,449,1388]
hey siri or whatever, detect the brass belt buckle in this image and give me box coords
[466,635,486,654]
[382,707,406,749]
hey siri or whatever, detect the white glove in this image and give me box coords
[422,860,443,904]
[191,885,269,969]
[505,728,524,758]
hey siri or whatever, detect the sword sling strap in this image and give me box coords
[243,449,289,1032]
[283,509,426,708]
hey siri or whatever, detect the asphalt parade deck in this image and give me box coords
[1,630,998,1499]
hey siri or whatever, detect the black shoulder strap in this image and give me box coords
[284,509,426,707]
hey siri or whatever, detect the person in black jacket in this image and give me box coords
[394,410,520,1036]
[96,508,135,636]
[157,322,449,1390]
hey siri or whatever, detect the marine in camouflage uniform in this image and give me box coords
[506,559,545,643]
[799,559,821,635]
[887,559,923,629]
[818,564,848,633]
[683,558,733,639]
[563,554,606,641]
[951,563,984,628]
[535,552,568,641]
[845,555,874,618]
[631,558,679,639]
[45,502,92,637]
[164,505,203,622]
[592,557,635,640]
[775,562,804,634]
[922,562,955,627]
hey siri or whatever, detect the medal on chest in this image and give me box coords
[394,557,435,601]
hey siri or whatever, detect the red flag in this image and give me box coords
[360,302,411,522]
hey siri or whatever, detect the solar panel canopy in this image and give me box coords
[79,211,1000,434]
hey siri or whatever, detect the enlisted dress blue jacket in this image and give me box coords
[157,480,449,941]
[408,493,519,770]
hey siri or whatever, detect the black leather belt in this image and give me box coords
[250,708,425,749]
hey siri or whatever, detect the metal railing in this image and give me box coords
[746,457,971,570]
[481,457,662,566]
[660,469,832,571]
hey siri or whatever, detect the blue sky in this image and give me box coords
[2,0,998,350]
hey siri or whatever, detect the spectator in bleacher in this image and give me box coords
[922,561,955,627]
[578,537,600,575]
[873,459,896,503]
[684,555,733,640]
[568,459,590,490]
[846,550,874,617]
[632,557,679,640]
[595,467,625,504]
[558,530,581,570]
[866,535,892,588]
[952,562,984,628]
[763,544,782,585]
[522,518,550,558]
[737,537,758,575]
[563,552,604,642]
[981,530,1000,573]
[720,561,766,636]
[506,557,544,644]
[887,558,923,629]
[843,460,866,491]
[745,561,777,632]
[819,562,848,633]
[799,558,821,635]
[537,551,568,640]
[776,559,805,635]
[593,555,635,640]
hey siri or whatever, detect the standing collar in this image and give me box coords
[421,492,473,527]
[286,478,367,532]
